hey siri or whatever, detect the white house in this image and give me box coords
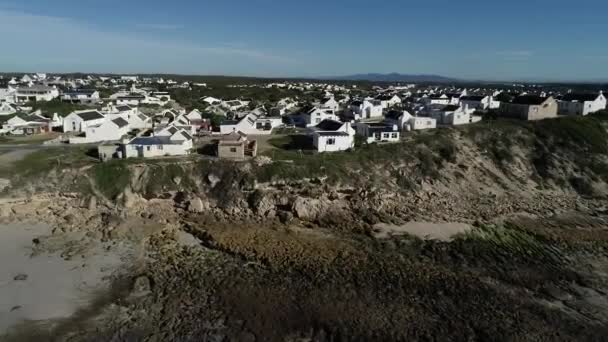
[202,96,222,105]
[61,89,100,104]
[14,86,60,103]
[123,129,193,159]
[221,100,248,112]
[69,117,130,144]
[376,94,402,109]
[385,110,437,131]
[558,92,607,116]
[0,86,16,103]
[349,100,383,120]
[277,98,297,111]
[303,107,339,127]
[63,110,106,132]
[459,95,499,110]
[1,113,52,135]
[0,102,17,116]
[421,94,450,106]
[431,105,480,126]
[355,122,400,144]
[311,119,355,153]
[319,97,340,111]
[220,113,282,135]
[116,94,146,106]
[186,109,203,121]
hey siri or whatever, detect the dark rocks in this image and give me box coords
[278,211,294,224]
[14,274,28,281]
[132,275,152,296]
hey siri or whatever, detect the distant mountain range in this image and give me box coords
[326,73,459,83]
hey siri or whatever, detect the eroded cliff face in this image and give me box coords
[2,117,608,341]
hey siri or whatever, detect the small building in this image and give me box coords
[311,119,355,153]
[375,94,402,109]
[459,95,499,110]
[123,130,193,158]
[63,110,106,132]
[14,85,60,103]
[356,122,400,143]
[61,89,100,104]
[319,97,340,111]
[349,100,383,120]
[500,96,558,121]
[0,102,17,116]
[69,117,130,144]
[431,105,478,126]
[385,110,437,131]
[220,113,282,135]
[116,94,146,106]
[302,106,339,127]
[217,131,258,160]
[558,92,606,116]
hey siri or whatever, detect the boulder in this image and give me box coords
[188,197,206,213]
[0,178,10,192]
[292,197,323,221]
[131,275,152,297]
[278,211,294,224]
[123,187,137,209]
[207,174,221,188]
[88,196,97,211]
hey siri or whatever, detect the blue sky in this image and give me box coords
[1,0,607,81]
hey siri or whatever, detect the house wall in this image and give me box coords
[558,98,606,116]
[124,143,189,159]
[447,112,471,126]
[313,134,354,152]
[410,117,436,130]
[306,110,338,127]
[528,100,558,121]
[63,115,105,132]
[218,144,245,159]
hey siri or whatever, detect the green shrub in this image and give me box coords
[92,162,131,200]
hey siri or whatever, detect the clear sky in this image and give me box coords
[1,0,607,81]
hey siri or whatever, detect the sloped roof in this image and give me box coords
[77,111,104,121]
[511,95,549,105]
[115,105,132,112]
[316,119,343,131]
[460,95,486,101]
[561,93,601,102]
[442,105,461,112]
[112,117,129,128]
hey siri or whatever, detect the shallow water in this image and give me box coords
[373,221,471,241]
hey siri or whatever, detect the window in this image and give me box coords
[327,138,336,145]
[374,133,382,141]
[315,118,321,123]
[146,146,151,151]
[158,145,164,150]
[230,147,237,153]
[391,133,398,139]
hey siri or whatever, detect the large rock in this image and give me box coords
[88,196,97,211]
[207,174,221,188]
[292,197,324,221]
[0,178,10,192]
[249,191,276,217]
[188,196,207,213]
[123,187,137,209]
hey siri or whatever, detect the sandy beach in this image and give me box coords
[0,223,131,336]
